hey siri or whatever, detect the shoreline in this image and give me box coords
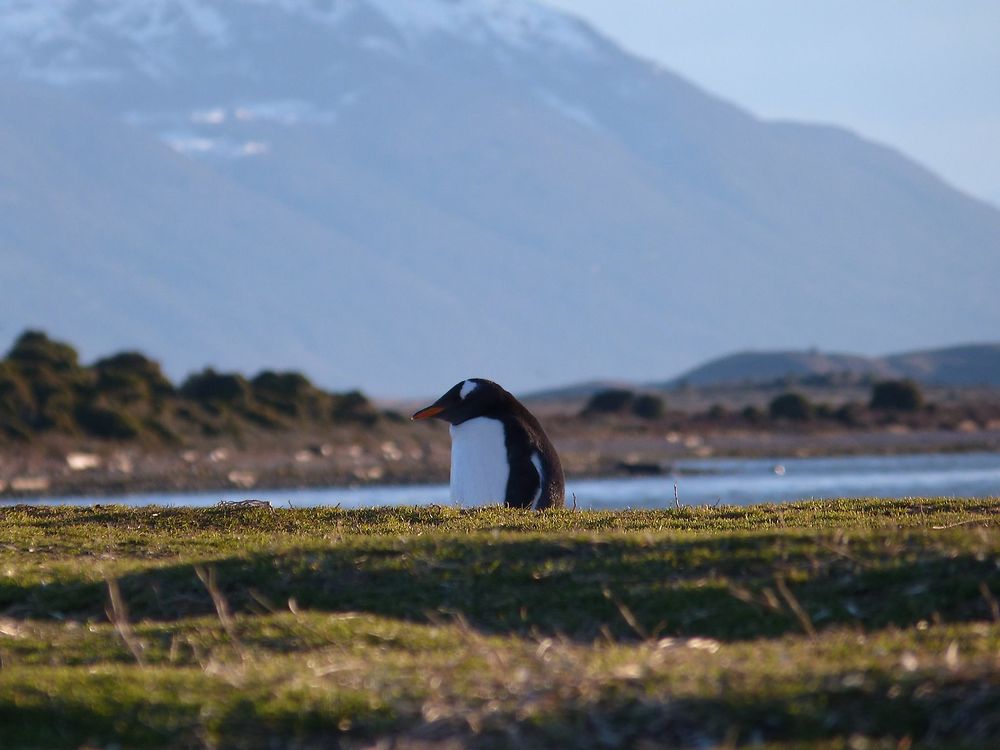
[2,426,998,501]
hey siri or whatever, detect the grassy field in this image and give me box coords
[1,499,999,749]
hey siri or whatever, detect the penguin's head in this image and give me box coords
[411,378,504,425]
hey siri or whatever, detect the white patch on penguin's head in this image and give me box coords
[460,380,479,400]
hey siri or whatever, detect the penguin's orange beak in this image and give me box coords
[411,404,446,420]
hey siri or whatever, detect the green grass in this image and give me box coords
[1,499,999,748]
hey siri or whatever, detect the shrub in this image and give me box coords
[583,389,635,416]
[6,330,80,373]
[239,405,285,430]
[633,394,666,420]
[94,352,174,402]
[835,402,865,426]
[173,405,198,423]
[741,405,763,423]
[252,370,312,397]
[0,420,31,442]
[814,403,834,419]
[706,403,728,420]
[4,332,90,432]
[769,392,813,421]
[0,361,33,440]
[142,417,179,444]
[870,379,923,411]
[251,371,316,417]
[75,403,142,439]
[0,363,34,423]
[37,388,80,432]
[180,369,250,405]
[332,390,377,424]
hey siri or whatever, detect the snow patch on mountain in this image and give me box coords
[232,100,340,125]
[153,98,345,157]
[240,0,352,25]
[0,0,229,49]
[191,108,227,125]
[161,131,270,158]
[0,0,228,83]
[94,0,230,46]
[358,35,403,56]
[535,90,602,131]
[364,0,596,53]
[0,0,600,79]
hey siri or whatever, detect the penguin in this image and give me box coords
[411,378,565,510]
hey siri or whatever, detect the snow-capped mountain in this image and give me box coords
[1,0,598,69]
[2,0,999,394]
[0,0,600,89]
[0,0,608,154]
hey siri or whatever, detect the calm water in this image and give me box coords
[12,451,1000,509]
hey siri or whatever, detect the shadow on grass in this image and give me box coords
[2,666,998,749]
[0,679,392,750]
[2,535,998,641]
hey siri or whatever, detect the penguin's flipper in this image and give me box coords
[502,424,543,509]
[504,452,541,509]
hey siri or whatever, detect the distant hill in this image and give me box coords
[662,344,1000,388]
[887,345,1000,386]
[521,379,635,403]
[526,343,1000,401]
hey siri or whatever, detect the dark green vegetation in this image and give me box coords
[764,380,933,427]
[582,389,668,420]
[871,380,924,412]
[2,499,999,749]
[767,382,926,424]
[768,392,813,421]
[579,379,983,433]
[0,330,378,444]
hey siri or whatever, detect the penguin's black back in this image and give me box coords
[484,392,565,510]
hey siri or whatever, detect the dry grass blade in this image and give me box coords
[727,583,763,609]
[980,582,1000,623]
[931,519,979,530]
[106,578,146,667]
[774,575,817,639]
[0,617,24,639]
[816,539,868,568]
[602,587,649,639]
[195,565,247,661]
[728,582,785,618]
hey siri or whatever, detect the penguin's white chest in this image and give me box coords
[449,417,509,504]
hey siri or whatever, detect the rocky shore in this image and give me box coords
[3,423,999,500]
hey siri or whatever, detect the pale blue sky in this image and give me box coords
[544,0,1000,207]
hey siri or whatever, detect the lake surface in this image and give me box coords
[13,451,1000,509]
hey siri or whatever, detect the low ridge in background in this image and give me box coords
[529,343,1000,400]
[661,344,1000,389]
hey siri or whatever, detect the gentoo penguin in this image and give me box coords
[411,378,565,510]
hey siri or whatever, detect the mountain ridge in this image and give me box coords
[1,0,998,395]
[664,343,1000,388]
